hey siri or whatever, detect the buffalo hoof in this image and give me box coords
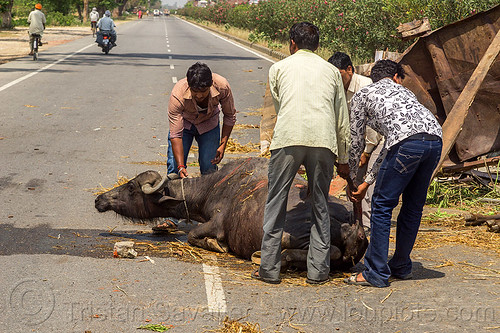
[206,238,229,253]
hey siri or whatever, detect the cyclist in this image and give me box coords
[89,7,99,36]
[27,3,46,56]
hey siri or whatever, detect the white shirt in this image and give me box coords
[90,10,99,22]
[346,73,383,154]
[28,9,46,35]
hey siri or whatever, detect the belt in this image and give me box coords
[406,133,440,141]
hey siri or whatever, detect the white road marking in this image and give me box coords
[202,256,227,313]
[0,44,94,93]
[180,17,276,64]
[172,77,177,83]
[168,49,171,53]
[170,64,174,69]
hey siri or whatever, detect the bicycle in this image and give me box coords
[31,33,41,61]
[91,21,97,37]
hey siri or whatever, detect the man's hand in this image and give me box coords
[336,163,349,179]
[347,182,369,203]
[211,144,225,165]
[178,167,188,178]
[359,152,371,167]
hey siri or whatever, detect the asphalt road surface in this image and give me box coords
[1,16,499,333]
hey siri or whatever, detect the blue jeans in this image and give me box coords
[362,137,442,287]
[167,123,220,175]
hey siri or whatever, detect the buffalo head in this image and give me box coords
[95,170,183,220]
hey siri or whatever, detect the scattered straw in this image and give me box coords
[413,212,500,255]
[91,172,130,195]
[225,138,260,154]
[380,289,393,303]
[234,124,259,130]
[131,161,167,166]
[204,316,262,333]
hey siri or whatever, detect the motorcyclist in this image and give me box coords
[97,10,117,46]
[27,3,46,56]
[89,7,99,35]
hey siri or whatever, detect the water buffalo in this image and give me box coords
[95,157,368,270]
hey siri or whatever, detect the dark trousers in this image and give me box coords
[259,146,336,281]
[362,137,442,287]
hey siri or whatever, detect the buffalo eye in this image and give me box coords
[127,183,135,192]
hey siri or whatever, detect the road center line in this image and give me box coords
[0,43,95,93]
[172,77,177,83]
[202,256,227,313]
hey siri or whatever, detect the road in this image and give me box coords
[1,16,499,333]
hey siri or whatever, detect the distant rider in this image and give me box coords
[27,3,46,56]
[89,7,99,34]
[97,10,117,46]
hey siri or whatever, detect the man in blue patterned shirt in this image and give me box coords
[344,60,443,288]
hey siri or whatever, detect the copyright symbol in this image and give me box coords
[9,280,55,326]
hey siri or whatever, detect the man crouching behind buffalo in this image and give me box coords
[167,63,237,178]
[252,22,350,285]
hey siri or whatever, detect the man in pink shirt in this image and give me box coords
[167,62,237,178]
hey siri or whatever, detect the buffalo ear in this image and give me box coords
[158,195,184,208]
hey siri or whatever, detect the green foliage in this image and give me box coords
[46,11,80,26]
[426,178,500,209]
[178,0,499,63]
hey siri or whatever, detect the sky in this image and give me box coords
[161,0,188,8]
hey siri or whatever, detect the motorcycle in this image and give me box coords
[96,31,114,55]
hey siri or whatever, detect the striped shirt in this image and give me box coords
[268,49,350,163]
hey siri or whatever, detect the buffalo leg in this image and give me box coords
[187,221,229,253]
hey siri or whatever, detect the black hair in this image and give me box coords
[186,62,213,89]
[370,60,406,82]
[289,22,319,51]
[327,52,354,72]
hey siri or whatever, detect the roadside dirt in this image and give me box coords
[0,26,91,64]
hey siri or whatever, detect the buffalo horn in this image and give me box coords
[141,176,169,194]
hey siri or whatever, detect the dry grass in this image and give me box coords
[204,316,263,333]
[410,212,500,255]
[234,124,260,130]
[91,173,130,195]
[226,138,260,154]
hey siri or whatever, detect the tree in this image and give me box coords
[83,0,88,21]
[0,0,14,28]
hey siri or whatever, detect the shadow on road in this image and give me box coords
[0,222,191,259]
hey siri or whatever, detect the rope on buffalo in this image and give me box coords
[181,177,190,223]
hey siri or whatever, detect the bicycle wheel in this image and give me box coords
[32,37,38,61]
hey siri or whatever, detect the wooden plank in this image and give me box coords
[441,156,500,174]
[432,28,500,179]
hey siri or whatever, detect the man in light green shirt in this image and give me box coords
[252,22,350,285]
[27,3,46,55]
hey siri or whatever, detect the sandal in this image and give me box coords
[344,273,373,286]
[251,269,281,284]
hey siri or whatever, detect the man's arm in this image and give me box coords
[168,86,188,177]
[333,71,350,178]
[211,124,233,165]
[348,92,367,183]
[213,77,237,164]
